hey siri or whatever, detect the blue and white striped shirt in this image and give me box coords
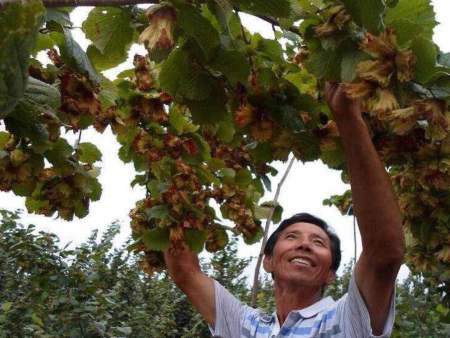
[210,273,395,338]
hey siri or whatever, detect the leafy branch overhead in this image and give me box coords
[0,0,449,296]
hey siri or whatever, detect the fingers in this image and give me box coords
[324,81,339,104]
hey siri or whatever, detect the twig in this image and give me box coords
[41,0,158,7]
[74,130,82,150]
[250,156,295,307]
[256,14,300,36]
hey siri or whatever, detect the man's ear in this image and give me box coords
[263,255,273,273]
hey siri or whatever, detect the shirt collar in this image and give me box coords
[295,296,335,318]
[263,296,336,323]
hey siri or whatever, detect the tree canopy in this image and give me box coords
[0,0,449,297]
[0,209,449,336]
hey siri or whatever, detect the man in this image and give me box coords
[164,83,405,337]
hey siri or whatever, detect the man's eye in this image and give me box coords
[286,234,296,239]
[313,239,324,246]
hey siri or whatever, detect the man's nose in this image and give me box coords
[295,239,312,251]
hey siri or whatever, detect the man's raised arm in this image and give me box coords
[164,247,216,326]
[325,83,405,335]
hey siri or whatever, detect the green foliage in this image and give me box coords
[385,0,437,44]
[0,210,252,337]
[77,142,102,164]
[83,7,134,71]
[0,0,44,117]
[0,0,449,296]
[341,0,385,33]
[1,211,449,337]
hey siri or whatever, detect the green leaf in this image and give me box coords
[320,141,345,169]
[207,158,226,171]
[411,37,437,83]
[77,142,102,164]
[82,7,133,71]
[1,302,12,313]
[160,48,213,100]
[210,49,250,86]
[87,45,128,71]
[59,28,100,84]
[306,46,342,80]
[233,0,292,19]
[4,101,50,152]
[184,229,208,253]
[216,119,235,143]
[385,0,436,44]
[191,133,212,161]
[98,76,118,109]
[82,7,133,53]
[176,4,220,60]
[295,132,321,162]
[142,227,170,251]
[205,227,229,252]
[341,0,385,33]
[31,313,44,327]
[145,205,169,220]
[45,139,73,165]
[86,176,102,201]
[168,107,198,134]
[44,8,72,28]
[25,198,50,213]
[0,132,10,149]
[0,0,45,117]
[243,225,263,244]
[249,142,273,163]
[235,168,253,188]
[254,201,283,223]
[340,50,369,82]
[285,69,317,95]
[186,84,228,124]
[24,77,61,110]
[257,37,283,63]
[217,167,235,184]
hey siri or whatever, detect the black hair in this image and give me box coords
[264,213,341,272]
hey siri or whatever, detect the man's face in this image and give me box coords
[263,222,335,288]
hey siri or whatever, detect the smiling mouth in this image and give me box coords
[289,257,315,267]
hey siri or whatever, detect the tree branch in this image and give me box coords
[42,0,158,7]
[256,15,301,36]
[251,156,295,307]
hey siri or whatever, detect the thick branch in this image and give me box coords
[250,156,295,307]
[42,0,157,7]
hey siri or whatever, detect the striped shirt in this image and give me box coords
[210,273,395,338]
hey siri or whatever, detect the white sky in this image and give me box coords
[0,0,449,278]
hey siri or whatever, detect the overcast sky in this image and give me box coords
[1,0,449,278]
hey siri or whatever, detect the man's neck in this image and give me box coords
[273,281,323,325]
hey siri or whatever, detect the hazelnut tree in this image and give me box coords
[1,0,449,299]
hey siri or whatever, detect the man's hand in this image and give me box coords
[164,245,216,327]
[324,82,362,121]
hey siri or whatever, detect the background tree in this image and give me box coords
[1,209,449,337]
[0,0,449,298]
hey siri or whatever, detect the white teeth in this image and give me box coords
[291,258,311,266]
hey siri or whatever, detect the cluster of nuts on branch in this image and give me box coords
[0,132,99,220]
[343,29,416,116]
[392,162,450,272]
[33,166,97,220]
[0,135,42,192]
[47,49,115,133]
[121,55,266,273]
